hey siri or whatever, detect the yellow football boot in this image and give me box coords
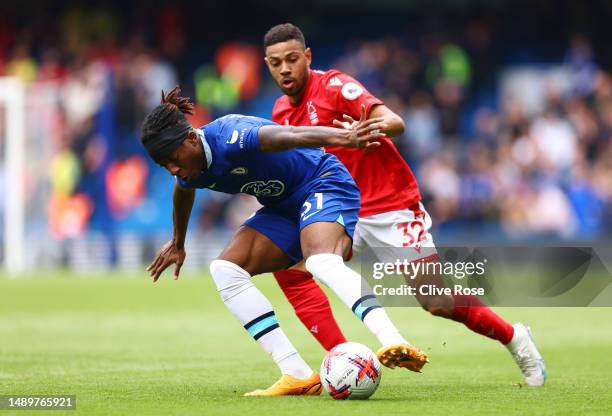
[244,372,322,397]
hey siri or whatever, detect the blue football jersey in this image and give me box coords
[177,114,353,213]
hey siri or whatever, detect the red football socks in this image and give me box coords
[273,269,347,350]
[450,294,514,345]
[274,269,514,347]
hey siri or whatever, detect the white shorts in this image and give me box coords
[352,203,437,263]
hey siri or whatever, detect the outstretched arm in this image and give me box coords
[369,104,405,137]
[171,183,195,250]
[147,183,195,282]
[258,104,385,152]
[338,104,405,138]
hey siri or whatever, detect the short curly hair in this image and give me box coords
[263,23,306,50]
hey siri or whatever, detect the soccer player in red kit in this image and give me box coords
[264,23,546,386]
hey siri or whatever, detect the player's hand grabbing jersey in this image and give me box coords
[177,114,355,215]
[272,69,421,217]
[177,114,360,263]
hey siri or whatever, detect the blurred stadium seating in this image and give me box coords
[1,0,611,269]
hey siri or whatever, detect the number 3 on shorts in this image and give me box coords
[396,220,426,247]
[301,192,323,220]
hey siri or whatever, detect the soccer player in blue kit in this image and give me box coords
[141,87,429,396]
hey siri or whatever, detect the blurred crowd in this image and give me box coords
[0,4,611,249]
[0,6,198,241]
[332,32,612,240]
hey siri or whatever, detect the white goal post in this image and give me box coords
[0,77,26,274]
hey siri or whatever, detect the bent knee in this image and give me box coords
[423,304,453,317]
[419,296,454,317]
[209,259,254,301]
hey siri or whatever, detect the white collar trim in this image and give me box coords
[196,128,212,168]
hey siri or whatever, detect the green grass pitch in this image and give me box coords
[1,271,611,415]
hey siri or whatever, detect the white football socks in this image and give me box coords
[305,253,408,347]
[209,260,312,379]
[363,308,409,346]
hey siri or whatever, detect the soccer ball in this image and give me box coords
[320,342,382,400]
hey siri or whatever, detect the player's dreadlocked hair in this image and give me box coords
[263,23,306,50]
[140,86,195,165]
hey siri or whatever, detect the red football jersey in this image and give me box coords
[272,69,421,217]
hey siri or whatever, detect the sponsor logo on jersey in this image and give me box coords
[227,128,248,148]
[328,76,343,86]
[230,167,248,175]
[239,128,247,149]
[240,180,285,197]
[227,130,239,144]
[341,82,363,100]
[307,100,319,125]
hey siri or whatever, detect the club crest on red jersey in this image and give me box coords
[307,100,319,125]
